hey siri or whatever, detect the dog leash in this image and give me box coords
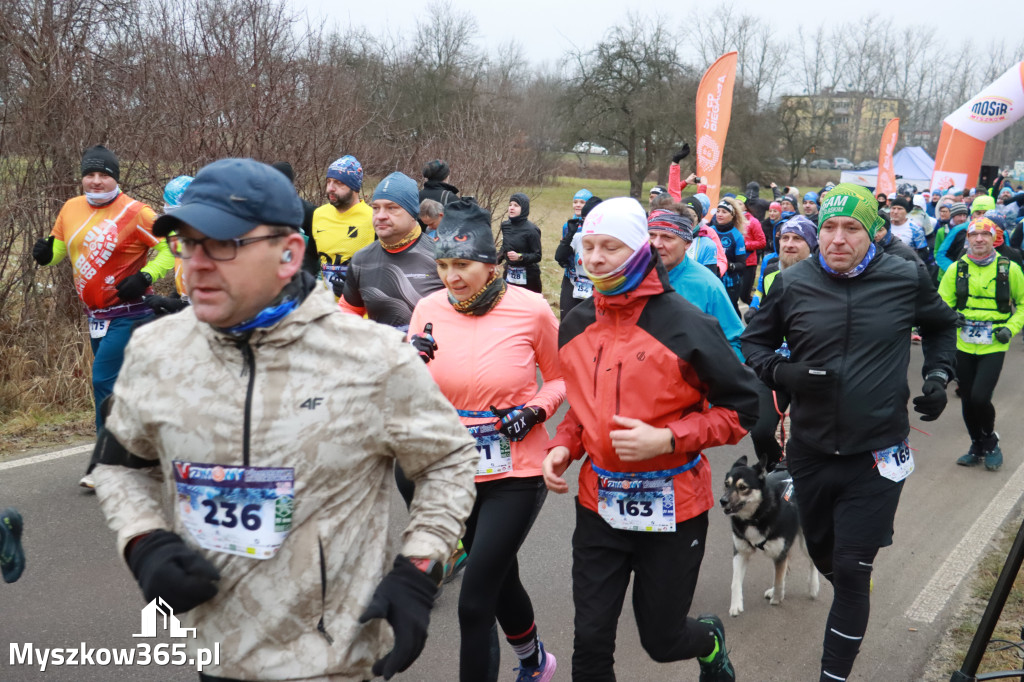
[773,390,789,449]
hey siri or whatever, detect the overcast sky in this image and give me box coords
[295,0,1023,79]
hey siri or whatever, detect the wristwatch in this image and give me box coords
[407,556,445,586]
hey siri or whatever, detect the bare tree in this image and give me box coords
[683,4,788,111]
[563,17,694,197]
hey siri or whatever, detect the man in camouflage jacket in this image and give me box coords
[93,159,478,682]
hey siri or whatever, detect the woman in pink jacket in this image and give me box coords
[409,198,565,682]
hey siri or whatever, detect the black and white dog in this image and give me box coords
[719,456,819,617]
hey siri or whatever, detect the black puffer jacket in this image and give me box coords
[741,251,957,455]
[419,180,460,205]
[745,182,770,223]
[499,193,543,293]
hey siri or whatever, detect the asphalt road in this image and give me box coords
[2,345,1023,681]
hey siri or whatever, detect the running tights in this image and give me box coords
[956,350,1005,442]
[819,545,878,682]
[459,476,547,682]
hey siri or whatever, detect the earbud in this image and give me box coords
[281,250,293,263]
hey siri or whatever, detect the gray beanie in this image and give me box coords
[372,172,420,220]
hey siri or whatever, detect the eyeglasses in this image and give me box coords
[167,233,285,261]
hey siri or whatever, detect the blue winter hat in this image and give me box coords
[803,191,819,204]
[372,172,420,220]
[693,193,712,214]
[574,189,594,202]
[153,159,303,238]
[326,155,363,192]
[163,175,194,211]
[779,215,818,251]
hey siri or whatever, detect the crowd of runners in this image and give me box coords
[4,144,1024,682]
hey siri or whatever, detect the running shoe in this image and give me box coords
[79,474,95,489]
[985,444,1003,472]
[697,614,735,682]
[0,508,25,583]
[956,442,983,467]
[514,641,556,682]
[443,540,467,584]
[911,331,922,343]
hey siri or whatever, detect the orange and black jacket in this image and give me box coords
[550,249,761,523]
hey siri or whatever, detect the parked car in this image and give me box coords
[809,159,832,169]
[572,142,608,155]
[833,157,854,170]
[854,160,876,170]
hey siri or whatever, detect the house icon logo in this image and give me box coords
[133,597,197,639]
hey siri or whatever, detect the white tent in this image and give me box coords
[839,146,935,191]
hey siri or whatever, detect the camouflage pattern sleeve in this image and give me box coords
[382,344,478,561]
[93,341,171,557]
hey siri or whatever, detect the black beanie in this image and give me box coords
[423,159,450,182]
[81,145,119,182]
[891,196,913,212]
[510,192,530,219]
[684,196,705,221]
[434,198,497,264]
[271,161,295,183]
[581,196,603,219]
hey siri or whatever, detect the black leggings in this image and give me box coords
[739,262,757,304]
[787,440,903,682]
[560,277,584,321]
[570,501,714,681]
[956,350,1005,442]
[459,476,547,682]
[394,463,416,509]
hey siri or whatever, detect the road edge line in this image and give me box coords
[0,444,94,472]
[905,460,1024,623]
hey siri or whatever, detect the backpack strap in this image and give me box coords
[954,259,969,310]
[996,256,1011,315]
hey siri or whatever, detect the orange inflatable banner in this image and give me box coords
[931,61,1024,191]
[875,118,899,197]
[695,52,737,206]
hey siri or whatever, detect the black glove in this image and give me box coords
[743,306,758,324]
[672,143,691,164]
[115,272,152,302]
[358,555,438,680]
[773,361,837,394]
[727,262,738,272]
[32,236,54,265]
[490,405,546,442]
[994,326,1013,344]
[127,530,220,613]
[144,295,188,316]
[409,323,437,363]
[912,378,948,421]
[331,276,345,298]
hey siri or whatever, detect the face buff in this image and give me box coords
[583,244,653,296]
[819,242,877,279]
[449,269,507,316]
[86,186,121,207]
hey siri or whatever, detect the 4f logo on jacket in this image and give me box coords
[300,397,324,410]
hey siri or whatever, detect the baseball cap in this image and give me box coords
[153,158,304,238]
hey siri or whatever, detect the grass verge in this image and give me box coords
[922,509,1024,680]
[518,176,741,313]
[0,408,94,459]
